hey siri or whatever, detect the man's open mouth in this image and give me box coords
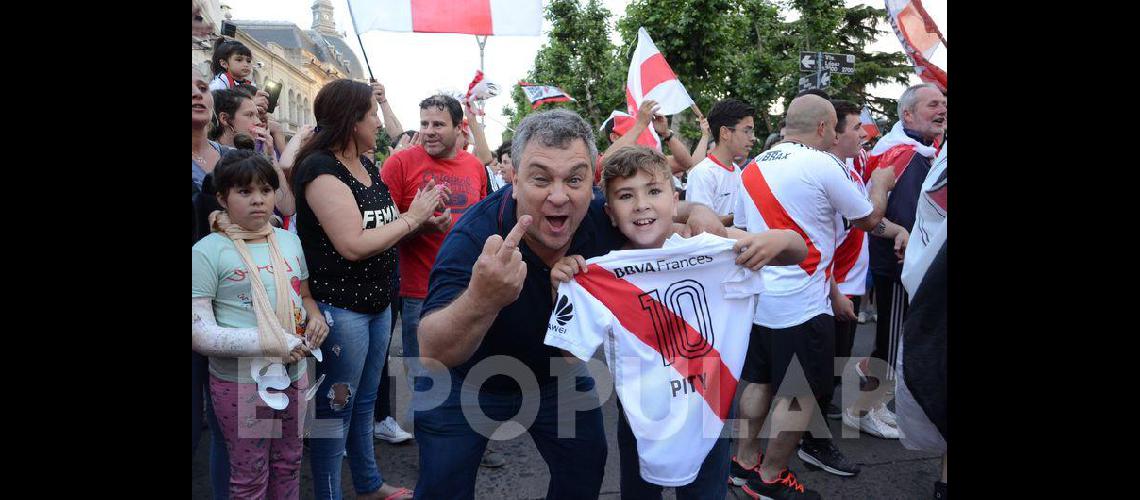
[546,216,568,230]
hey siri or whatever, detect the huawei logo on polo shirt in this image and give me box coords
[555,295,574,326]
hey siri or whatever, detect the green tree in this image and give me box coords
[507,0,913,153]
[373,128,392,165]
[616,0,912,142]
[773,0,912,126]
[503,0,625,150]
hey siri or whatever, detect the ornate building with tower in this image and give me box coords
[192,0,366,139]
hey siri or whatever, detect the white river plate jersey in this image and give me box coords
[732,141,873,328]
[833,158,870,297]
[544,233,763,487]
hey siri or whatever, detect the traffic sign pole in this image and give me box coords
[816,51,822,90]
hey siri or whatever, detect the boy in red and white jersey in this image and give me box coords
[545,147,806,498]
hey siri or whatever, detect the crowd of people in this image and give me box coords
[191,5,948,499]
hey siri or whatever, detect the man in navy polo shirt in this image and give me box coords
[411,109,727,499]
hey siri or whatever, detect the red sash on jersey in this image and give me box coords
[832,228,864,284]
[865,145,917,184]
[854,149,869,181]
[576,264,737,421]
[834,166,866,284]
[739,162,822,276]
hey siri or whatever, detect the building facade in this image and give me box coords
[192,0,366,139]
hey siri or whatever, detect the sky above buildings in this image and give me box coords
[223,0,946,149]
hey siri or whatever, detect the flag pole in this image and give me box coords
[483,113,515,133]
[345,0,376,82]
[689,103,704,120]
[476,35,488,73]
[475,35,488,127]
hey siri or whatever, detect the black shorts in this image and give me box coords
[740,314,836,399]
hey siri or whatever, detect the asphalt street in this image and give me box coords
[193,320,941,499]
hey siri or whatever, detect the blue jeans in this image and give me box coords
[413,366,607,499]
[309,303,392,499]
[616,401,731,500]
[400,298,424,420]
[401,298,423,368]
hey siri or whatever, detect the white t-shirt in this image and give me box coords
[901,142,947,298]
[544,233,763,487]
[732,141,873,328]
[833,158,870,296]
[685,154,740,216]
[208,73,235,91]
[485,165,506,192]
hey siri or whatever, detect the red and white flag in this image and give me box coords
[624,27,695,149]
[885,0,947,91]
[348,0,542,36]
[519,81,575,110]
[600,110,637,136]
[860,106,881,140]
[464,70,501,116]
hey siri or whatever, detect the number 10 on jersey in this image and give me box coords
[638,280,716,367]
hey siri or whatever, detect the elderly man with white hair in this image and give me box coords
[847,83,946,440]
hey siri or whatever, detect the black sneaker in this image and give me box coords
[742,469,821,500]
[824,402,842,420]
[798,437,860,477]
[934,480,947,499]
[728,453,762,487]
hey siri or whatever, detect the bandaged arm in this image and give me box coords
[192,297,300,357]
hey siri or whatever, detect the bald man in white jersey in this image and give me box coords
[729,96,906,500]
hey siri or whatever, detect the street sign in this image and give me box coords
[798,73,817,91]
[801,51,856,74]
[821,52,856,75]
[799,69,832,91]
[799,51,818,72]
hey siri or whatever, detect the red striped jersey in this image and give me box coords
[732,141,873,328]
[544,233,762,486]
[832,158,870,296]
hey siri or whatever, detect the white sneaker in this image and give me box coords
[842,407,899,439]
[872,403,898,428]
[374,416,414,444]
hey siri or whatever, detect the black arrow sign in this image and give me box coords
[821,53,855,75]
[800,51,818,72]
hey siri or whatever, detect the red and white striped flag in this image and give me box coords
[519,81,575,110]
[348,0,542,36]
[624,27,695,149]
[860,106,881,140]
[885,0,947,91]
[600,110,637,136]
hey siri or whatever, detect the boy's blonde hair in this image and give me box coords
[601,146,673,197]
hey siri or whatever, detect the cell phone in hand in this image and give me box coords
[264,80,283,114]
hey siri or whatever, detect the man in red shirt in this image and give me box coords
[380,93,490,425]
